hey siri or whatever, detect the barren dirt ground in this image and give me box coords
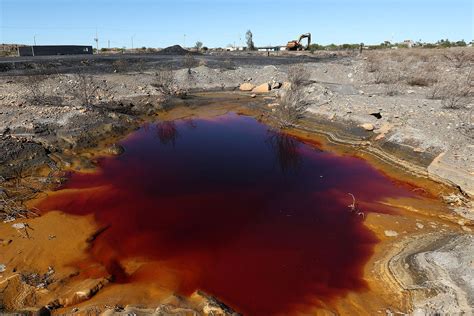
[0,48,473,315]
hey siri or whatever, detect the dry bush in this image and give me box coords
[458,108,474,139]
[112,59,130,72]
[183,53,198,74]
[406,66,438,86]
[374,65,401,84]
[365,53,382,73]
[271,64,313,127]
[287,64,310,88]
[222,58,236,70]
[443,49,473,68]
[153,66,176,95]
[428,72,472,109]
[20,74,50,105]
[273,88,310,128]
[384,83,402,96]
[68,70,100,107]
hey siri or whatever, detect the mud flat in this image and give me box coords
[0,50,473,315]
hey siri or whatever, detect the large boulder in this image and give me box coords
[252,83,271,93]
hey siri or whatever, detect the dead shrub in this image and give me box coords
[222,58,236,70]
[365,54,382,73]
[458,108,474,139]
[68,70,100,107]
[374,65,401,84]
[183,53,198,74]
[112,59,130,73]
[153,66,176,95]
[273,88,310,128]
[384,83,401,96]
[443,50,473,68]
[20,74,52,105]
[429,73,472,109]
[287,64,310,88]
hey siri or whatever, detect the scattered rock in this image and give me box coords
[384,230,399,237]
[250,94,256,98]
[239,83,255,91]
[416,223,424,229]
[0,263,6,272]
[252,83,271,93]
[360,123,375,131]
[271,81,282,90]
[107,144,124,156]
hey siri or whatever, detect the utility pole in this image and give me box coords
[33,34,37,46]
[108,40,110,49]
[131,35,135,50]
[183,34,186,48]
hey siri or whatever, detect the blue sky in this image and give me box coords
[1,0,472,48]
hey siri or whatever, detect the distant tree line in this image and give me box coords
[309,39,472,51]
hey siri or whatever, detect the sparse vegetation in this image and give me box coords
[68,70,100,107]
[112,59,130,72]
[443,49,473,68]
[153,66,176,96]
[273,64,311,128]
[428,72,472,109]
[184,53,198,74]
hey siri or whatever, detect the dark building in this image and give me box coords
[18,45,93,56]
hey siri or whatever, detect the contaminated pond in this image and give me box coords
[35,112,425,315]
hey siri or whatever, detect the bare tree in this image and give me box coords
[246,30,255,51]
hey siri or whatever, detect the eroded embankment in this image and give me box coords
[0,94,472,315]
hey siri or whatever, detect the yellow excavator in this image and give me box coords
[287,33,311,51]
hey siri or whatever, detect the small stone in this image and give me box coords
[0,264,5,273]
[384,230,398,237]
[107,144,124,156]
[413,147,424,153]
[271,82,282,90]
[360,123,375,131]
[416,223,424,229]
[250,94,256,98]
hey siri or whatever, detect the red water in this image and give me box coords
[36,113,417,315]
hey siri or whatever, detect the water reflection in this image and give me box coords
[266,129,302,174]
[156,121,180,146]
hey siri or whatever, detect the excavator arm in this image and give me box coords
[287,33,312,50]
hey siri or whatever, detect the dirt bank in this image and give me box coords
[0,49,473,315]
